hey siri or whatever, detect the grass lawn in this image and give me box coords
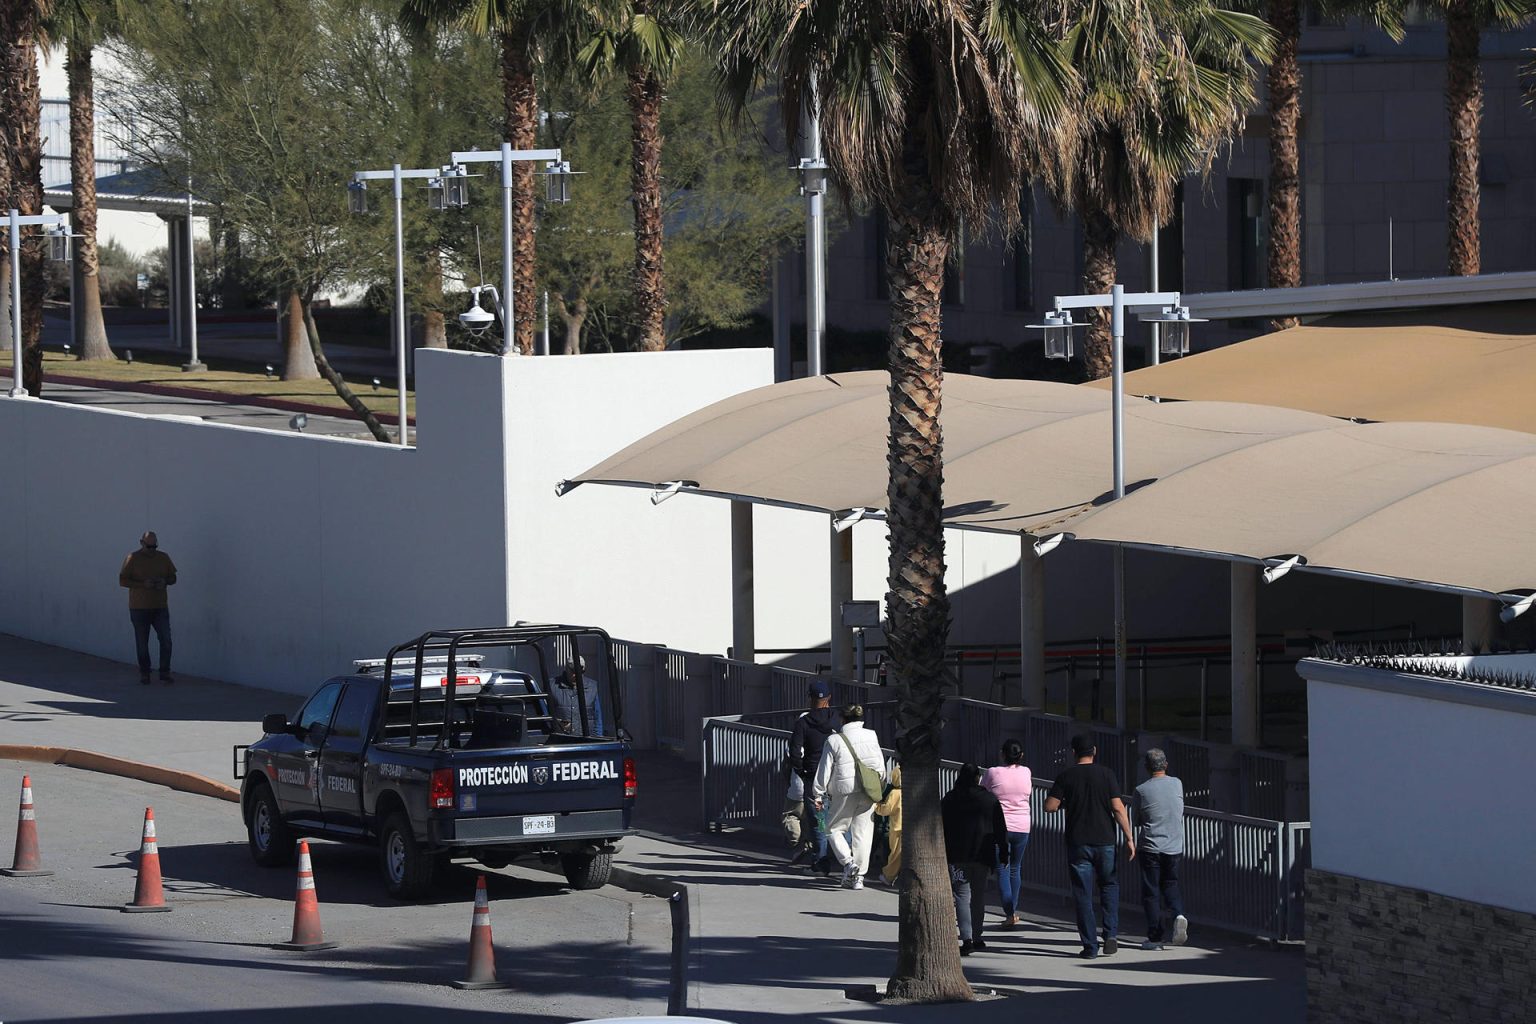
[3,349,415,419]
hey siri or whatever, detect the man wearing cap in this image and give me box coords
[788,680,842,872]
[119,531,177,685]
[1044,734,1136,959]
[552,656,604,735]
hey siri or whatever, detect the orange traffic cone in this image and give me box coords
[452,874,510,990]
[274,841,337,951]
[123,807,172,913]
[1,775,53,877]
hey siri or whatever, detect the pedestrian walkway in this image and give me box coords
[0,632,1304,1023]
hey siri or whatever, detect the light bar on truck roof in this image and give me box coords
[353,653,486,673]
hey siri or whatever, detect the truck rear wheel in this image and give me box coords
[246,782,296,867]
[379,811,436,900]
[561,850,613,890]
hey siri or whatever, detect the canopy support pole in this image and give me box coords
[730,501,755,662]
[1231,562,1259,748]
[830,521,853,677]
[1020,536,1046,707]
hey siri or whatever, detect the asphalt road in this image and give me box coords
[0,760,672,1023]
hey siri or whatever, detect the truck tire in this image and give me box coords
[379,811,436,900]
[561,850,613,890]
[246,782,296,867]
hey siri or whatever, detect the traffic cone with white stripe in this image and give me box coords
[1,775,53,877]
[452,874,510,989]
[274,841,337,950]
[123,807,172,912]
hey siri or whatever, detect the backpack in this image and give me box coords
[840,733,885,803]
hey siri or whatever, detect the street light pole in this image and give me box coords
[6,207,69,398]
[449,145,561,357]
[799,77,827,377]
[183,179,205,372]
[353,163,443,447]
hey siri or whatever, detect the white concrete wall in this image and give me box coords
[1307,673,1536,914]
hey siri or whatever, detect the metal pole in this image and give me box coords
[500,142,516,356]
[392,164,408,447]
[1111,283,1127,729]
[1149,229,1161,367]
[183,179,204,371]
[540,289,550,355]
[8,210,22,397]
[802,74,826,377]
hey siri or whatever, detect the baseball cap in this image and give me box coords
[808,680,831,699]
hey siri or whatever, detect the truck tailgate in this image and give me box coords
[443,744,627,843]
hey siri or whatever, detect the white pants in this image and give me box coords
[825,792,876,874]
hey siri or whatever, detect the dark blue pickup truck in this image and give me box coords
[237,626,634,899]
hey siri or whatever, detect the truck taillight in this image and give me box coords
[623,757,637,799]
[430,768,455,809]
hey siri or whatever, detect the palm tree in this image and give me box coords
[1,0,50,395]
[47,0,129,361]
[578,1,687,351]
[708,0,1075,1001]
[402,0,587,354]
[1058,0,1272,380]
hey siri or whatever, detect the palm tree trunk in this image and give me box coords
[281,288,320,379]
[1265,0,1301,330]
[67,39,113,361]
[301,293,391,443]
[629,63,666,351]
[883,205,970,1004]
[1445,0,1481,276]
[501,26,538,355]
[3,3,47,394]
[1080,205,1118,382]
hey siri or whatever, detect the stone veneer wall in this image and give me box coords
[1307,868,1536,1023]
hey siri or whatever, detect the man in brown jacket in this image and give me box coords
[119,531,177,685]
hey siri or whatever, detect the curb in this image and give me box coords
[1,367,414,427]
[0,744,240,803]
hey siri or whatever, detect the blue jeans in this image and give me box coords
[1139,852,1185,942]
[130,608,172,675]
[1067,843,1119,951]
[995,831,1031,916]
[949,861,990,942]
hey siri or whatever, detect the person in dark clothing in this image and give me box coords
[1045,734,1136,959]
[942,763,1010,955]
[787,680,842,873]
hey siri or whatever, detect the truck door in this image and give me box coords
[271,681,342,830]
[318,681,377,835]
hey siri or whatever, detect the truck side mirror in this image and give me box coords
[262,713,291,736]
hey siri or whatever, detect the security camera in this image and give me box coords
[459,304,496,336]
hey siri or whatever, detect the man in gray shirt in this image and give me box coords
[1133,748,1188,949]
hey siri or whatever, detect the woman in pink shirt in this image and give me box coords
[981,739,1032,928]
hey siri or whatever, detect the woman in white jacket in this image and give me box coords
[812,705,887,889]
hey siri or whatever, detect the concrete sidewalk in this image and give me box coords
[0,632,1304,1023]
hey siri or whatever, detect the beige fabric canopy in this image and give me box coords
[569,369,1536,600]
[1096,303,1536,434]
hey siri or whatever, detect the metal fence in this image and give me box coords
[702,716,1311,941]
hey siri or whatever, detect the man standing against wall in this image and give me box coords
[1045,733,1136,959]
[119,531,177,685]
[1134,747,1188,949]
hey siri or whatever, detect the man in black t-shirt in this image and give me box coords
[1045,734,1136,959]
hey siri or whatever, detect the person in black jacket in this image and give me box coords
[787,680,842,872]
[942,763,1010,954]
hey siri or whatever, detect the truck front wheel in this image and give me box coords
[246,782,296,867]
[561,850,613,890]
[379,811,436,900]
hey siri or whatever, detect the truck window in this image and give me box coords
[329,682,378,743]
[296,682,343,745]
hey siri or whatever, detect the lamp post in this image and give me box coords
[5,208,70,398]
[182,178,206,372]
[447,143,569,357]
[351,162,444,448]
[798,74,828,377]
[1029,286,1203,729]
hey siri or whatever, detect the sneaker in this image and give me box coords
[851,876,864,890]
[1077,947,1098,960]
[960,941,975,957]
[972,938,989,951]
[1171,915,1188,946]
[1103,936,1118,955]
[840,862,856,888]
[1139,940,1165,951]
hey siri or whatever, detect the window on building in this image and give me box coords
[1228,178,1265,291]
[1010,199,1034,311]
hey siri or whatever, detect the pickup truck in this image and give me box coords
[236,625,635,899]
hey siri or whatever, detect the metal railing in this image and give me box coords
[702,716,1311,941]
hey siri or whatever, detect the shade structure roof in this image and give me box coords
[1095,303,1536,434]
[568,370,1536,600]
[43,168,215,216]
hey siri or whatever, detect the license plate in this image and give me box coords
[522,814,556,836]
